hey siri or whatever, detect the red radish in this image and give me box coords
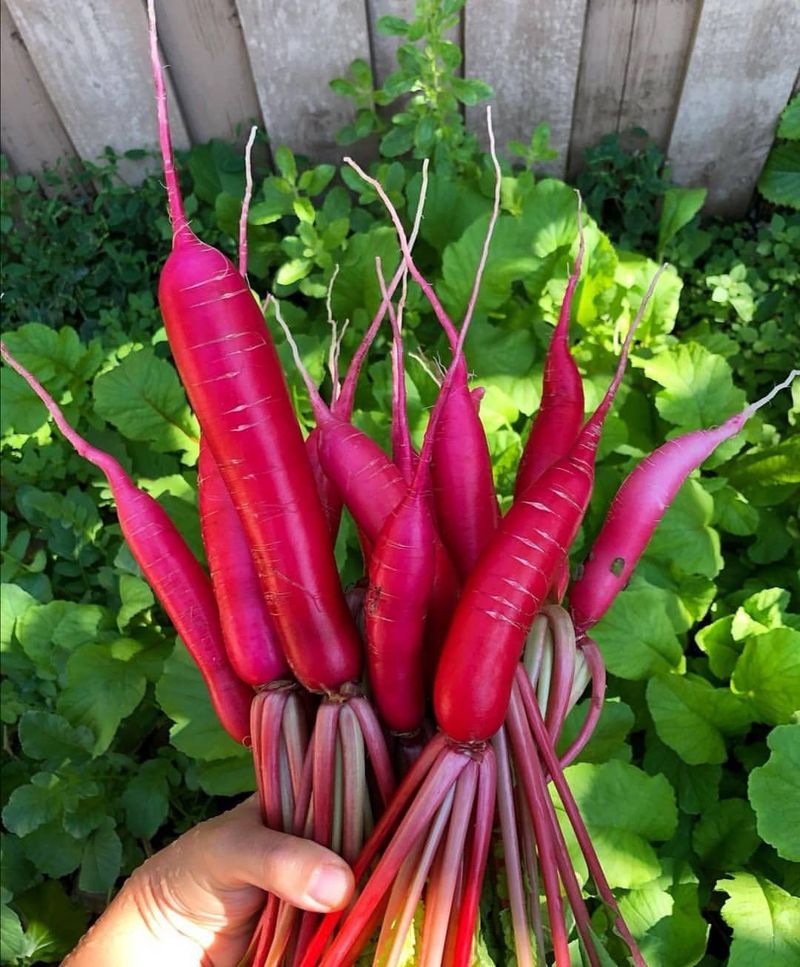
[197,439,289,687]
[434,267,664,744]
[0,343,252,745]
[514,200,586,499]
[147,0,361,693]
[272,301,461,672]
[344,154,500,579]
[569,368,800,633]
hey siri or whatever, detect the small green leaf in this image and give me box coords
[292,197,315,224]
[777,93,800,140]
[718,873,800,966]
[20,824,83,879]
[647,673,752,764]
[275,258,312,286]
[748,724,800,862]
[657,187,706,257]
[274,145,297,183]
[117,574,155,631]
[645,479,722,579]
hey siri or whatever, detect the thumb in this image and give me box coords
[205,798,355,914]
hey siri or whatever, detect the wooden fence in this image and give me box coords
[1,0,798,214]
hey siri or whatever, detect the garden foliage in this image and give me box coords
[1,6,798,962]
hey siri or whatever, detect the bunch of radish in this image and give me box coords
[3,2,797,964]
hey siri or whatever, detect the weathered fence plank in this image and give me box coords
[668,0,800,214]
[464,0,587,176]
[568,0,636,173]
[155,0,261,144]
[367,0,416,88]
[0,0,76,175]
[5,0,188,181]
[236,0,370,162]
[617,0,698,147]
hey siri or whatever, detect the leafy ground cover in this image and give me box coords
[1,7,798,963]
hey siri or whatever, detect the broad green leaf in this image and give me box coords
[0,835,37,898]
[1,324,102,398]
[557,699,634,765]
[748,725,800,861]
[712,484,760,536]
[2,776,62,837]
[731,588,792,641]
[191,755,257,796]
[718,873,800,966]
[552,761,677,889]
[406,170,490,251]
[647,673,752,764]
[15,601,108,680]
[642,343,746,432]
[610,254,682,342]
[618,874,708,967]
[777,93,800,139]
[592,587,683,680]
[645,479,722,579]
[731,628,800,725]
[632,562,716,634]
[20,824,83,879]
[329,226,401,326]
[0,904,26,963]
[93,348,199,459]
[17,711,93,765]
[439,213,539,321]
[0,583,36,650]
[79,819,122,893]
[57,643,147,754]
[121,760,172,839]
[519,178,579,257]
[643,735,722,815]
[657,187,707,257]
[14,879,88,963]
[156,644,247,761]
[727,435,800,489]
[692,798,759,869]
[757,142,800,210]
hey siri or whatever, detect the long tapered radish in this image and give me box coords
[514,200,586,499]
[147,0,361,692]
[1,344,252,744]
[197,440,289,687]
[569,369,799,633]
[344,146,500,578]
[434,268,664,742]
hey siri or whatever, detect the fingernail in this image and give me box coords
[307,863,350,908]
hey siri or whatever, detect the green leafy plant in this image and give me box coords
[1,19,798,963]
[332,0,491,168]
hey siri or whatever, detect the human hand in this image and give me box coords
[64,796,354,966]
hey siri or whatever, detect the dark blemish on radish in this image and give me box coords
[610,557,625,577]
